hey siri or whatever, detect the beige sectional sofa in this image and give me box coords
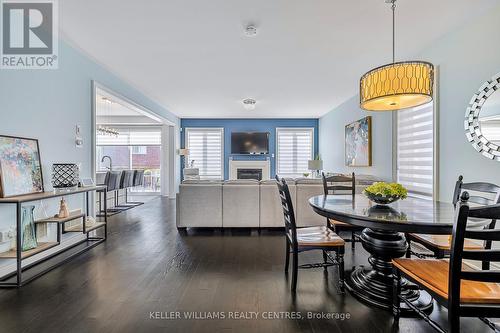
[176,176,382,229]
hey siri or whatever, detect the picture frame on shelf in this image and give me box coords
[79,178,95,187]
[345,116,372,167]
[0,135,44,198]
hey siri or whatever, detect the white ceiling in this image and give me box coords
[61,0,499,119]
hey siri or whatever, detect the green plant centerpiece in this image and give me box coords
[363,182,408,205]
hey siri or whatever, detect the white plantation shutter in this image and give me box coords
[185,128,224,180]
[277,128,314,177]
[97,126,161,146]
[397,103,434,199]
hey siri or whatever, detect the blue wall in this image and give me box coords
[181,118,319,179]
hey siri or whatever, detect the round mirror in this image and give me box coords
[479,90,500,145]
[465,72,500,160]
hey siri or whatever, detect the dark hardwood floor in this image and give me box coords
[0,198,492,333]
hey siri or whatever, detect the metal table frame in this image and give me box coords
[0,186,107,288]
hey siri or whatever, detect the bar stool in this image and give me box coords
[129,170,145,206]
[97,171,122,217]
[134,170,145,187]
[115,170,144,208]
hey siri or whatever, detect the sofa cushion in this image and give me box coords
[260,179,277,185]
[260,178,295,184]
[182,179,223,184]
[295,182,326,227]
[183,168,199,176]
[223,184,260,227]
[295,178,323,185]
[224,179,260,185]
[260,182,296,227]
[177,183,223,227]
[356,174,384,185]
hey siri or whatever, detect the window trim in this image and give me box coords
[184,127,224,180]
[275,127,315,177]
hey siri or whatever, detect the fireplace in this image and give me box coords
[237,168,263,181]
[229,159,270,180]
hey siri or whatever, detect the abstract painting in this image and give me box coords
[0,135,44,197]
[345,116,372,167]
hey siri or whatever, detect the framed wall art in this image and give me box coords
[345,116,372,167]
[0,135,44,198]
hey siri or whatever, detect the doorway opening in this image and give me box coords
[91,82,177,206]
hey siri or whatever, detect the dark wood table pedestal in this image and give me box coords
[346,228,432,313]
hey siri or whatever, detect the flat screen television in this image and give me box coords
[231,132,269,154]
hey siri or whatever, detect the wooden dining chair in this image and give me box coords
[393,192,500,332]
[276,176,345,292]
[322,172,363,249]
[406,176,500,269]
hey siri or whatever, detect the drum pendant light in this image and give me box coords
[360,0,434,111]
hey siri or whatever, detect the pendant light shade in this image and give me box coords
[360,61,434,111]
[359,0,434,111]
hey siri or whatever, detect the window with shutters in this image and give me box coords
[276,128,314,177]
[96,126,162,192]
[185,128,224,180]
[396,102,435,199]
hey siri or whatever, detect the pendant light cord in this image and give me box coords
[391,0,396,63]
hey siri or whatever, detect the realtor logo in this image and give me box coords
[1,0,58,69]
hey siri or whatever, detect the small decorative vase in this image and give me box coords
[58,198,69,218]
[21,206,37,251]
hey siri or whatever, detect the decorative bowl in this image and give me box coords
[363,182,408,206]
[363,191,402,205]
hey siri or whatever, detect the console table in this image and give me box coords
[0,186,107,287]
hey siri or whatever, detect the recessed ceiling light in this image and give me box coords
[245,25,257,37]
[243,98,256,110]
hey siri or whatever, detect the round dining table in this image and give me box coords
[308,194,487,313]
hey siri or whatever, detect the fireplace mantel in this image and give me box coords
[229,159,270,180]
